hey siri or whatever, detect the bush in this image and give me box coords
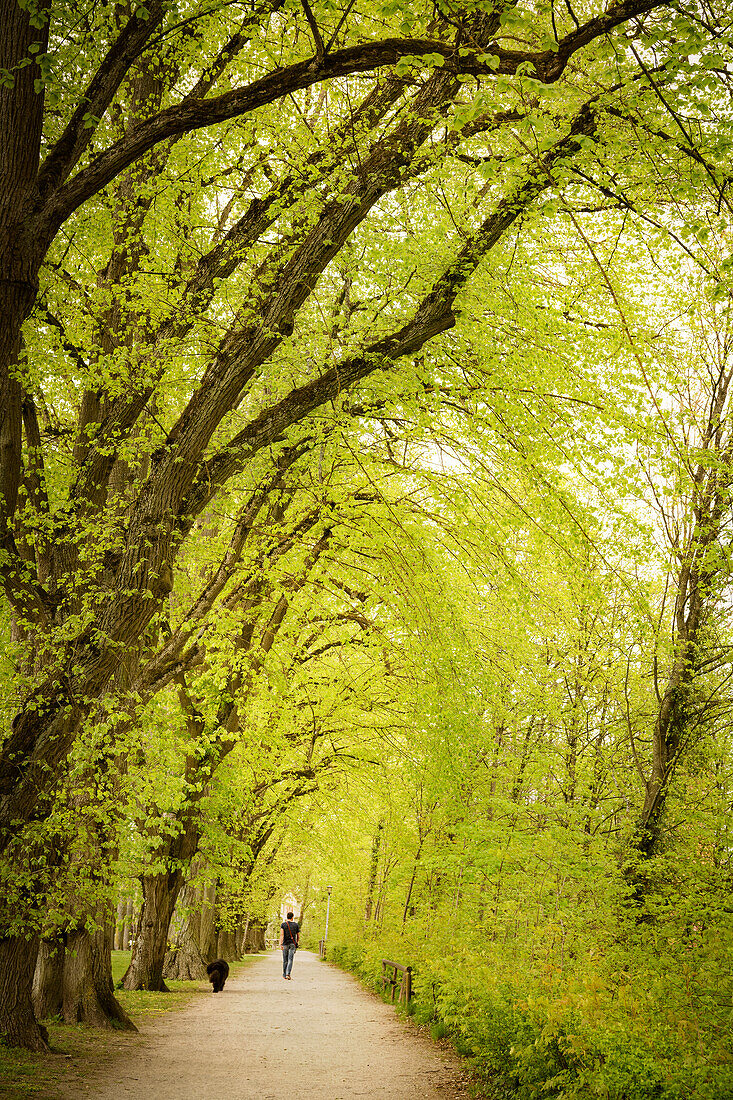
[326,933,733,1100]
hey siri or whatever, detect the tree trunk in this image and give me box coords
[63,924,136,1029]
[113,899,126,951]
[402,842,423,929]
[221,929,237,960]
[364,820,383,922]
[200,881,218,962]
[124,808,204,991]
[163,934,207,981]
[632,380,733,862]
[238,916,251,958]
[188,894,202,946]
[636,664,694,860]
[163,879,207,981]
[123,871,183,991]
[0,0,49,429]
[245,920,266,952]
[32,936,65,1021]
[121,898,134,950]
[0,936,48,1051]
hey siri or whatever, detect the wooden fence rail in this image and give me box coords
[381,958,412,1004]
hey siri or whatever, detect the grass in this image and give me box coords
[110,950,130,986]
[110,950,201,1022]
[0,951,260,1099]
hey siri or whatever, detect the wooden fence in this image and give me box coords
[381,958,413,1004]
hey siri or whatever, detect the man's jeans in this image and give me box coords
[282,943,296,977]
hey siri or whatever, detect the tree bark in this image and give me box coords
[63,924,136,1030]
[235,920,248,959]
[113,899,126,951]
[0,0,48,434]
[163,934,208,981]
[364,820,384,923]
[214,927,225,959]
[163,879,208,981]
[121,898,134,950]
[200,881,218,963]
[123,871,183,992]
[245,920,266,953]
[0,936,47,1051]
[31,936,64,1021]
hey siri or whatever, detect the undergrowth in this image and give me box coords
[327,928,733,1100]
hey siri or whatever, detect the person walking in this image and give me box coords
[280,911,300,980]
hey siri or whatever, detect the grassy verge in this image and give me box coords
[0,952,261,1099]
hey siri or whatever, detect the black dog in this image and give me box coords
[207,958,229,993]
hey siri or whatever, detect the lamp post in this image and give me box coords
[324,886,332,954]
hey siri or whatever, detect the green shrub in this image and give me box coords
[326,931,733,1100]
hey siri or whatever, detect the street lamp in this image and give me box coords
[324,885,332,950]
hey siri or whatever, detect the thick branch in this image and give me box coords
[36,1,168,201]
[36,0,664,236]
[183,104,598,518]
[63,74,411,516]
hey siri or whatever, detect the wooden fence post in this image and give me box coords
[381,958,413,1004]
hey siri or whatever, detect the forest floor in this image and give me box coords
[3,950,474,1099]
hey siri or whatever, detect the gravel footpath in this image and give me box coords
[58,949,474,1099]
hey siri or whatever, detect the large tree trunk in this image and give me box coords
[200,881,218,962]
[245,920,266,953]
[63,924,136,1030]
[163,879,208,981]
[123,872,183,991]
[32,936,65,1021]
[124,812,202,991]
[0,936,48,1051]
[235,918,249,959]
[0,0,48,423]
[217,928,237,960]
[163,932,207,981]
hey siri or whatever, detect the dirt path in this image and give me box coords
[58,950,473,1099]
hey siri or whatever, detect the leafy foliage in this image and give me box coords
[2,0,733,1077]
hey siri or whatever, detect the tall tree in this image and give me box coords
[0,0,709,1049]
